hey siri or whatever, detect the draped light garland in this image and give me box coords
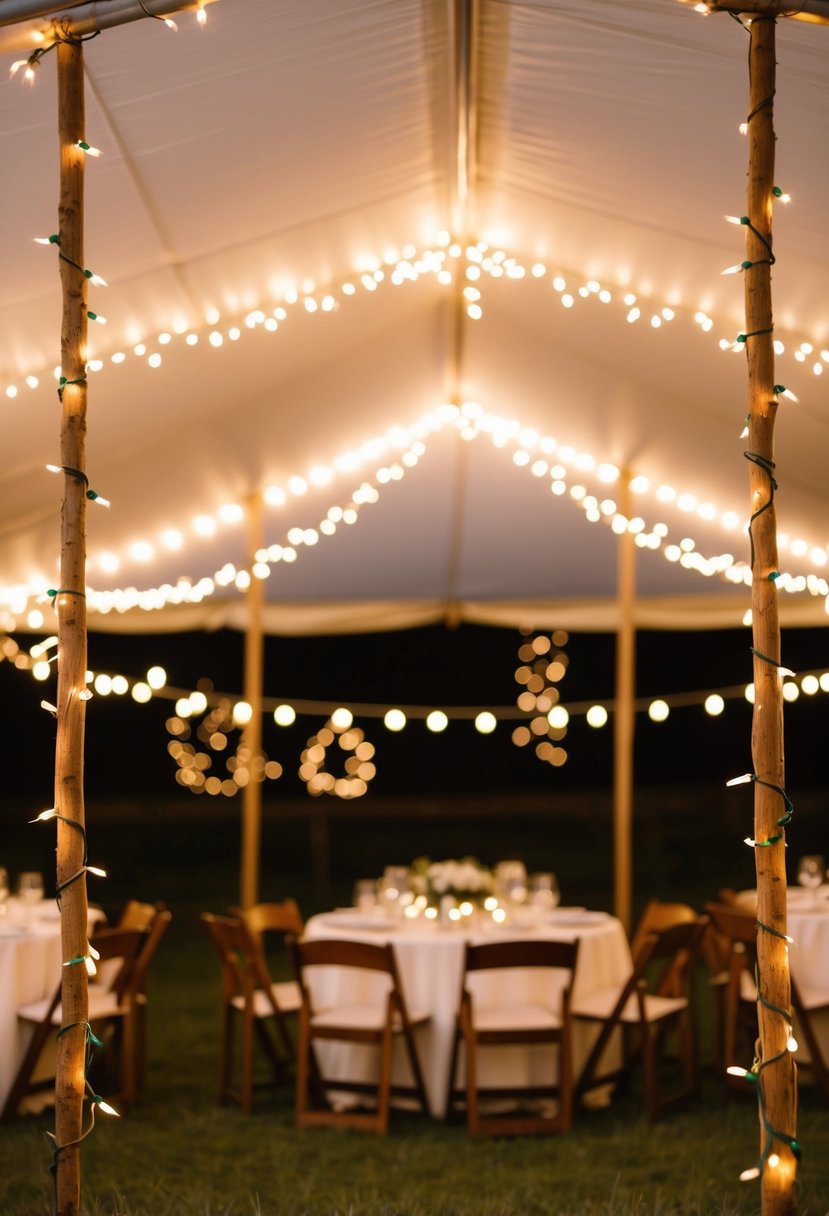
[5,630,829,805]
[3,233,829,627]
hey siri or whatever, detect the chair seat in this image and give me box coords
[311,1003,428,1032]
[230,980,302,1019]
[472,1003,563,1033]
[573,986,687,1024]
[17,986,128,1026]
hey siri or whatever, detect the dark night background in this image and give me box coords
[1,622,828,916]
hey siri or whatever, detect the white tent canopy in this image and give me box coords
[1,0,828,637]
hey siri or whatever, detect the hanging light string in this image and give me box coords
[6,394,829,623]
[9,25,100,85]
[4,239,829,616]
[7,626,829,730]
[136,0,180,31]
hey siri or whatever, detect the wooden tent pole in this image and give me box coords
[54,37,90,1216]
[743,18,797,1215]
[612,471,635,933]
[240,491,264,908]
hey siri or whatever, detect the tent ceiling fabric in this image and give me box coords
[1,0,828,636]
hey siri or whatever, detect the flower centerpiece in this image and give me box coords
[409,855,494,906]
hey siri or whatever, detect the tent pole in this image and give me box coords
[239,491,264,909]
[612,471,635,933]
[53,36,90,1216]
[442,0,478,625]
[742,18,797,1214]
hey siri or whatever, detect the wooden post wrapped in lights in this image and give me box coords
[743,16,797,1216]
[53,38,93,1216]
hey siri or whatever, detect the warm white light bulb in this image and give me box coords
[384,708,406,732]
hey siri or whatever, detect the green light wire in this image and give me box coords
[732,216,776,267]
[57,376,87,402]
[50,463,106,506]
[47,588,86,602]
[736,326,774,344]
[743,450,778,576]
[55,864,102,902]
[30,808,88,866]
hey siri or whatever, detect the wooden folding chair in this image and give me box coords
[1,926,147,1120]
[201,912,299,1113]
[573,916,709,1121]
[290,937,429,1133]
[445,937,580,1136]
[704,901,829,1100]
[229,901,304,1065]
[98,907,172,1103]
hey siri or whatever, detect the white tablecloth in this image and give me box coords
[303,907,631,1116]
[0,901,103,1112]
[787,898,829,1071]
[731,887,829,1073]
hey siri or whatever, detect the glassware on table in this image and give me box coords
[17,871,45,905]
[0,867,9,916]
[529,871,560,911]
[494,859,527,905]
[352,878,378,910]
[378,866,412,919]
[797,855,825,891]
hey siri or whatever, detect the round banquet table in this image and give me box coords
[303,906,632,1117]
[0,900,104,1113]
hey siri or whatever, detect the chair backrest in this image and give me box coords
[462,938,579,976]
[87,926,149,1002]
[291,937,397,977]
[629,900,698,962]
[201,913,253,1000]
[231,899,304,940]
[130,908,172,995]
[703,902,758,979]
[95,906,171,995]
[630,916,710,999]
[118,899,167,931]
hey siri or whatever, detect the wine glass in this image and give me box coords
[494,860,527,905]
[529,871,560,911]
[352,878,377,910]
[0,867,9,917]
[378,866,411,919]
[797,855,825,891]
[16,871,45,908]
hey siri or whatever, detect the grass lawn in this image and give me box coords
[1,797,827,1215]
